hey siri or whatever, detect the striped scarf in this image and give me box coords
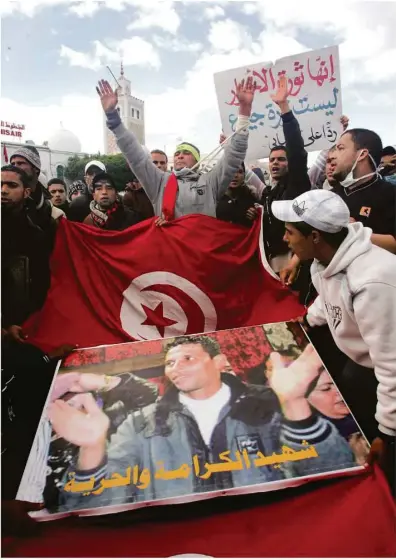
[89,200,119,227]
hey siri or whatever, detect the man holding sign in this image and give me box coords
[259,76,312,272]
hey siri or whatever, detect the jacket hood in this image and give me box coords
[322,222,372,278]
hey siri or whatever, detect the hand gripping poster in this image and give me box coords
[19,322,369,520]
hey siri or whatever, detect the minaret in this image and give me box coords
[104,62,146,155]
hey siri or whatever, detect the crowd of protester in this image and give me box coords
[1,74,395,533]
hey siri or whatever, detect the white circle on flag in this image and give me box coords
[120,271,217,340]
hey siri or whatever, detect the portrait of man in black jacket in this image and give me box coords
[46,334,356,514]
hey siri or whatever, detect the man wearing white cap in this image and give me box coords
[272,189,396,490]
[68,159,106,223]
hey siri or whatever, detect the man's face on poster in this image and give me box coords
[164,343,222,395]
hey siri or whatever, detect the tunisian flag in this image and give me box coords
[24,215,303,352]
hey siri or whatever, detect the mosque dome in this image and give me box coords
[48,126,82,153]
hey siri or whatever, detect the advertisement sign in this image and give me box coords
[1,120,25,138]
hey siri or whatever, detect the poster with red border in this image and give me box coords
[18,322,369,521]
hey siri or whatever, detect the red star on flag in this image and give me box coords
[141,302,178,338]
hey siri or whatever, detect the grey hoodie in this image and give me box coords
[307,223,396,437]
[106,110,249,218]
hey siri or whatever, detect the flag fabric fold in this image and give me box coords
[23,215,304,352]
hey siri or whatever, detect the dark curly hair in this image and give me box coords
[164,335,221,358]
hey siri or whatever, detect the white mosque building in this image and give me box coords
[1,124,85,186]
[1,66,146,185]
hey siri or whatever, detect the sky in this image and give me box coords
[1,0,396,159]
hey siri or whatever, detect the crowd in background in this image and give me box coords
[2,74,396,532]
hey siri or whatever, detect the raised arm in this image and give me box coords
[271,76,311,198]
[206,77,256,201]
[268,345,354,475]
[97,80,166,205]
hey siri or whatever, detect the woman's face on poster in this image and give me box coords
[308,370,349,419]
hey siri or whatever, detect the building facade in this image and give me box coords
[104,63,145,155]
[1,126,85,188]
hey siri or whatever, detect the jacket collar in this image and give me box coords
[149,373,279,435]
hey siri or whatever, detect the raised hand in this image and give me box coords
[235,76,256,116]
[96,79,118,113]
[48,393,109,448]
[270,75,290,113]
[340,115,349,131]
[267,344,322,404]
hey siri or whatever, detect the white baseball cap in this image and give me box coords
[271,190,350,233]
[85,160,106,174]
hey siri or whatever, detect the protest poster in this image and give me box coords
[214,45,343,161]
[19,321,369,521]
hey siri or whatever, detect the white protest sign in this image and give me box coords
[214,46,343,161]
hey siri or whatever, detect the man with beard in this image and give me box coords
[331,129,396,253]
[10,147,55,230]
[1,165,51,340]
[83,172,142,230]
[281,132,396,286]
[258,76,312,274]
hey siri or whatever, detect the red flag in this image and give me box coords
[3,143,8,163]
[23,215,304,352]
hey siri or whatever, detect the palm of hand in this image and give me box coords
[268,345,321,402]
[97,79,118,112]
[101,92,117,112]
[235,76,256,107]
[271,76,288,106]
[49,401,109,447]
[236,86,254,105]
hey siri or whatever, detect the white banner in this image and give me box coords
[214,46,343,160]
